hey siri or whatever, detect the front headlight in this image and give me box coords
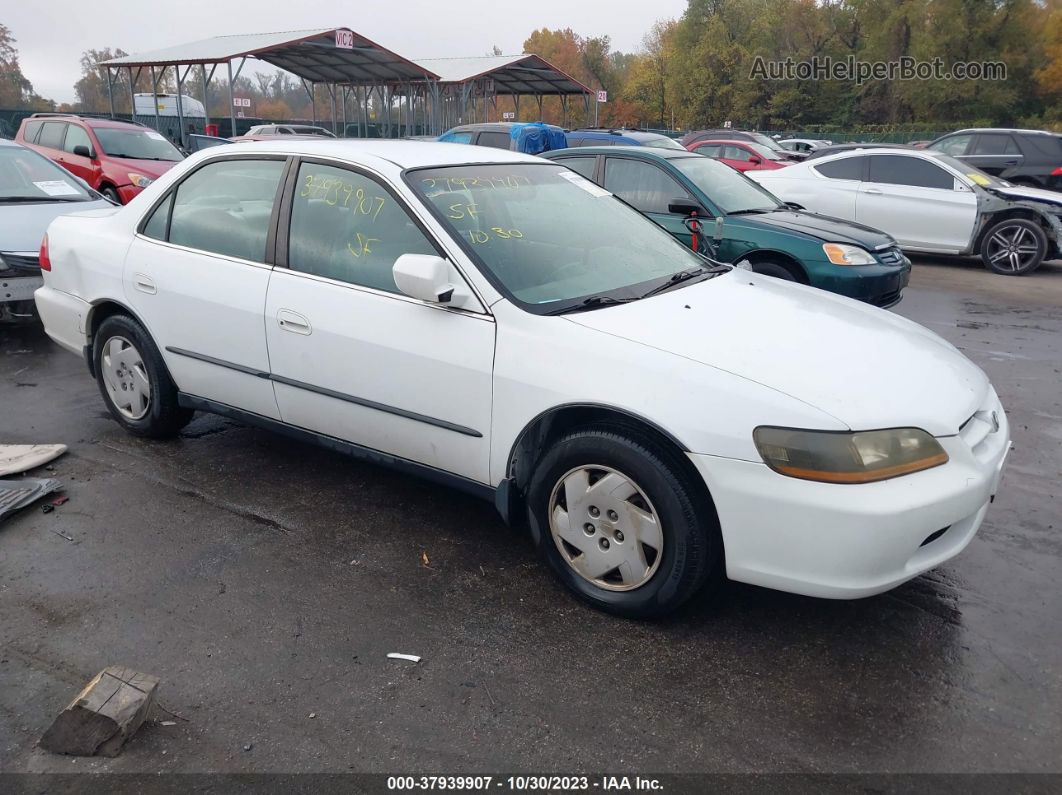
[753,426,948,483]
[823,243,876,266]
[128,173,154,189]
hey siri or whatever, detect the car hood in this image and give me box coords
[986,183,1062,209]
[740,209,896,248]
[564,272,987,436]
[0,199,114,252]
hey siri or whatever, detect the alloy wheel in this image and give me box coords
[548,465,664,591]
[985,224,1041,273]
[101,336,151,420]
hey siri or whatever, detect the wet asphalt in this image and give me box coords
[0,256,1060,775]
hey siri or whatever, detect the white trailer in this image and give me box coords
[133,93,206,118]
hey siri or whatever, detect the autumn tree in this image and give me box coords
[0,24,52,109]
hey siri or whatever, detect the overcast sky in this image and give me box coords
[9,0,688,103]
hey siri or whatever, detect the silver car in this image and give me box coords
[0,139,112,320]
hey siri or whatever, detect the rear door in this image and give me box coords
[33,122,68,168]
[855,154,977,252]
[124,155,288,418]
[601,155,695,246]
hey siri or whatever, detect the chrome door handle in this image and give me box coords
[277,309,311,335]
[863,187,883,195]
[133,273,157,294]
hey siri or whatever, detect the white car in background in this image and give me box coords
[751,148,1062,275]
[35,140,1009,617]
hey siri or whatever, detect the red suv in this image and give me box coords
[16,114,184,204]
[686,139,790,173]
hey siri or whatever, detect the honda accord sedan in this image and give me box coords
[34,140,1010,617]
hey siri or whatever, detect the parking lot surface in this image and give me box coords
[1,257,1060,774]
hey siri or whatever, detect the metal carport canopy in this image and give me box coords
[101,28,440,84]
[413,54,592,94]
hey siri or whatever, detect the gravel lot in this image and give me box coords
[1,256,1060,775]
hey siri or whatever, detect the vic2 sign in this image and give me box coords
[335,30,355,49]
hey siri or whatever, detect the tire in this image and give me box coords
[980,218,1047,275]
[93,314,193,438]
[101,186,121,204]
[751,261,798,281]
[526,425,721,618]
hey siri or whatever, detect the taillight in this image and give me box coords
[1051,167,1062,177]
[39,233,51,271]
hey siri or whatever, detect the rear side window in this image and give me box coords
[554,157,597,179]
[476,131,512,150]
[971,134,1019,155]
[287,162,437,293]
[37,122,66,150]
[694,143,722,157]
[164,158,286,262]
[868,155,954,189]
[814,157,866,180]
[602,157,690,214]
[22,120,42,143]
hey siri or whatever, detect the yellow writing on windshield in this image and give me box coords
[301,174,387,220]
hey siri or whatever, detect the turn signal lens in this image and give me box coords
[39,233,51,272]
[128,173,154,189]
[822,243,876,266]
[753,426,949,484]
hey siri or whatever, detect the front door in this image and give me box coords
[264,159,495,484]
[124,156,288,418]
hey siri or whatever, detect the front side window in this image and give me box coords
[94,127,183,162]
[63,124,93,155]
[602,158,690,214]
[288,162,437,293]
[868,155,954,189]
[163,158,285,261]
[410,163,711,312]
[670,156,782,214]
[928,134,973,156]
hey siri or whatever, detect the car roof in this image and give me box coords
[202,138,544,169]
[947,128,1061,137]
[545,145,698,161]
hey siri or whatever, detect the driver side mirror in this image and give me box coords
[393,254,455,304]
[668,197,708,216]
[73,145,95,159]
[749,156,763,165]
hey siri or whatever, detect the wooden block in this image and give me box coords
[39,666,160,757]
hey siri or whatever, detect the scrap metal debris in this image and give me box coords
[0,444,67,477]
[0,477,62,524]
[387,653,422,664]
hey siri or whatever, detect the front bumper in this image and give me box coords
[116,184,143,205]
[808,255,912,308]
[689,391,1010,599]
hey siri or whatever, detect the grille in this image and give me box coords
[875,247,904,265]
[0,253,40,272]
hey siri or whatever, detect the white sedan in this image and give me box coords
[34,140,1010,617]
[751,147,1062,275]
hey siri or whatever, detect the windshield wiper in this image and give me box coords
[638,268,721,299]
[727,208,774,215]
[546,294,640,315]
[0,196,84,203]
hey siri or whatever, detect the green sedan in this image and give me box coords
[542,146,911,307]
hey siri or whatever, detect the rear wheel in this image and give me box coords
[93,314,193,438]
[980,218,1046,275]
[526,426,720,618]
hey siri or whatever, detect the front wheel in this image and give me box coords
[93,314,193,438]
[751,261,798,281]
[526,426,720,618]
[980,218,1046,275]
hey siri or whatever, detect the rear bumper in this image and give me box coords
[34,285,90,355]
[2,275,43,303]
[689,395,1010,599]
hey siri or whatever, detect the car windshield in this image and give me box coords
[642,136,685,150]
[94,128,183,161]
[409,163,718,313]
[748,142,785,160]
[750,132,787,152]
[930,153,1010,189]
[670,156,782,214]
[0,146,94,202]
